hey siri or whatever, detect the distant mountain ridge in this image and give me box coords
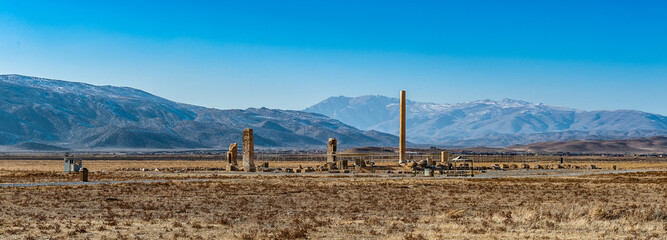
[508,136,667,153]
[0,74,397,150]
[305,95,667,147]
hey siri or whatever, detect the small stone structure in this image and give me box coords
[81,168,89,182]
[327,138,337,163]
[426,158,433,167]
[227,143,239,171]
[337,159,348,170]
[64,157,82,172]
[424,168,434,177]
[242,128,256,172]
[355,159,366,169]
[449,156,475,177]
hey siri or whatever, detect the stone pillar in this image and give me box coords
[441,151,448,163]
[327,138,337,163]
[399,90,406,164]
[227,143,238,171]
[81,168,89,182]
[243,129,256,172]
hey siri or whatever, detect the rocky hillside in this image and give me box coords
[305,95,667,147]
[0,75,397,150]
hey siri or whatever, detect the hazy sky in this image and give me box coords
[1,1,666,114]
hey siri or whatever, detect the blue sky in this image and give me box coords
[1,1,666,114]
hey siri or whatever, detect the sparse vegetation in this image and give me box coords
[0,158,666,239]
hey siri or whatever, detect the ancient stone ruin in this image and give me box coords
[399,90,407,164]
[337,159,348,170]
[81,168,89,182]
[327,138,337,163]
[243,128,256,172]
[227,143,239,171]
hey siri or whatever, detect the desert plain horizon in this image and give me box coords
[3,1,667,239]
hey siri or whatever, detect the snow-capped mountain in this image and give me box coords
[305,95,667,147]
[0,75,397,150]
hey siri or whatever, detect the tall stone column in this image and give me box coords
[399,90,406,164]
[441,151,448,164]
[242,129,256,172]
[327,138,337,163]
[227,143,238,171]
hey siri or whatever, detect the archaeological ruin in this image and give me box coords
[399,90,407,164]
[243,128,256,172]
[327,138,337,163]
[227,143,238,172]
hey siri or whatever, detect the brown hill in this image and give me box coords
[508,136,667,153]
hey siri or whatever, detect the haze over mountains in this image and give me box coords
[305,95,667,147]
[0,75,396,150]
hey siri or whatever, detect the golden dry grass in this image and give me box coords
[1,157,666,239]
[0,160,326,172]
[1,171,666,239]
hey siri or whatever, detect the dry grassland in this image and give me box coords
[0,160,325,172]
[2,170,667,239]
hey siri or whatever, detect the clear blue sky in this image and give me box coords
[1,1,666,115]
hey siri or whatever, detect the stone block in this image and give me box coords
[242,129,256,172]
[327,138,337,163]
[81,168,89,182]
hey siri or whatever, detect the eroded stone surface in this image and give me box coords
[227,143,238,172]
[399,90,406,164]
[327,138,337,163]
[242,129,256,172]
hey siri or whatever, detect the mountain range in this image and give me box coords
[0,75,396,150]
[305,95,667,147]
[3,74,665,151]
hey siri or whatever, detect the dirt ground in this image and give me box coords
[1,158,666,239]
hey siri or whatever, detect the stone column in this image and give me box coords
[81,168,88,182]
[399,90,406,164]
[242,129,256,172]
[227,143,238,171]
[441,151,448,163]
[327,138,337,163]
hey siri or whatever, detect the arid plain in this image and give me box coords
[1,155,666,240]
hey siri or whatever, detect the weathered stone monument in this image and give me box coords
[441,151,448,163]
[337,159,348,170]
[81,168,89,182]
[327,138,337,163]
[399,90,407,164]
[242,128,256,172]
[227,143,238,171]
[355,159,366,170]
